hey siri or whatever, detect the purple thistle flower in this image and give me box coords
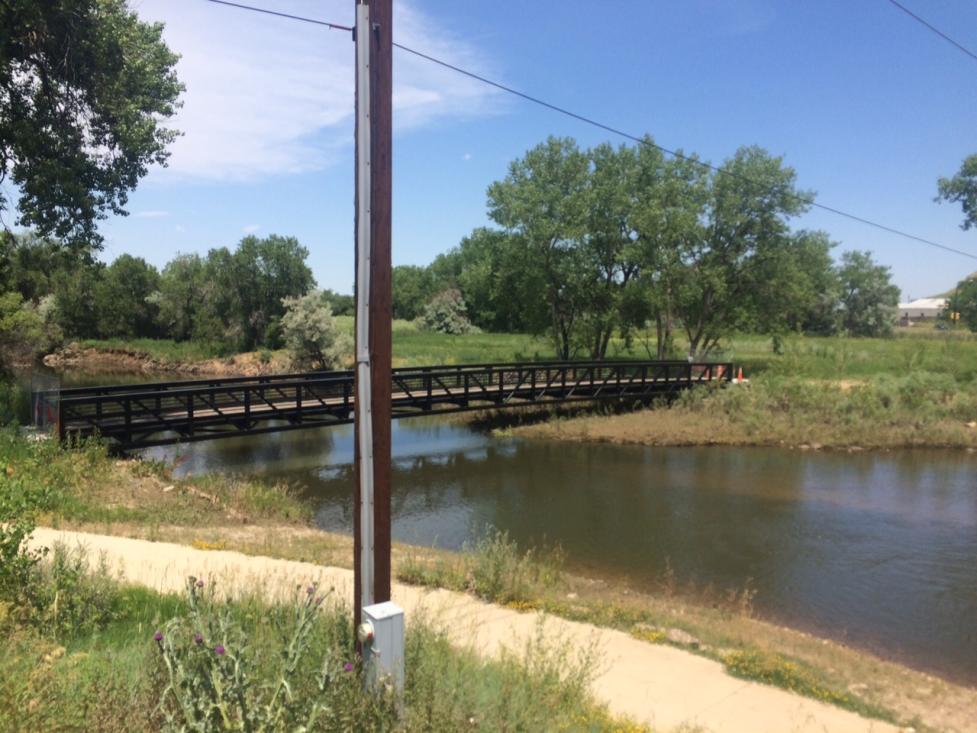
[196,579,205,588]
[214,644,226,656]
[153,631,163,642]
[315,595,324,607]
[306,585,315,595]
[194,633,204,646]
[343,662,354,672]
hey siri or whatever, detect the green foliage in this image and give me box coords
[420,288,480,335]
[837,251,900,337]
[399,528,564,605]
[0,291,60,369]
[94,255,161,339]
[946,276,977,332]
[155,579,357,732]
[280,291,351,370]
[25,545,122,642]
[392,265,436,321]
[0,0,183,249]
[936,153,977,230]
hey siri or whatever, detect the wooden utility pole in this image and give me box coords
[353,0,392,632]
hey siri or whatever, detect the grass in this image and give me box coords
[514,370,977,450]
[73,338,231,363]
[0,430,311,528]
[0,562,649,732]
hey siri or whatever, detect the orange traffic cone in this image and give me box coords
[737,367,745,382]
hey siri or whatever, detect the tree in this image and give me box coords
[420,289,479,335]
[392,265,435,321]
[837,251,899,337]
[95,254,160,338]
[230,235,316,350]
[946,276,977,332]
[937,154,977,230]
[321,289,354,317]
[280,292,351,370]
[487,137,592,358]
[669,146,811,355]
[150,253,208,341]
[1,0,183,249]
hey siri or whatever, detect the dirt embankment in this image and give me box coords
[42,342,292,377]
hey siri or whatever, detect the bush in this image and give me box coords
[420,289,480,335]
[280,291,352,370]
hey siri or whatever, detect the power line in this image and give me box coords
[203,0,352,31]
[883,0,977,65]
[202,0,977,262]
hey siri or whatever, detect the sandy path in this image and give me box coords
[30,528,901,733]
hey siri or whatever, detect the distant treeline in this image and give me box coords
[0,231,352,355]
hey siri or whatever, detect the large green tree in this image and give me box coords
[487,136,593,359]
[669,146,811,355]
[95,254,159,338]
[937,154,977,230]
[392,265,436,321]
[837,250,899,337]
[1,0,183,249]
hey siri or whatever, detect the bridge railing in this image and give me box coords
[55,360,734,447]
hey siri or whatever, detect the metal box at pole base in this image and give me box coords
[362,601,405,694]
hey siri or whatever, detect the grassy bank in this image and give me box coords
[510,371,977,450]
[4,432,973,732]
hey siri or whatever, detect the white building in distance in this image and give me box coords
[897,297,947,323]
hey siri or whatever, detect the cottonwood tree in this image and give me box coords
[937,154,977,230]
[670,146,811,356]
[837,251,899,337]
[488,136,592,359]
[1,0,183,249]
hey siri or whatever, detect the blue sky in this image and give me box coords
[97,0,977,299]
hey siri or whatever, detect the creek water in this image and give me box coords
[127,416,977,685]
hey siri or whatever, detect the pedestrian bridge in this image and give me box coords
[39,360,734,450]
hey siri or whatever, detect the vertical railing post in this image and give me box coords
[187,394,194,437]
[296,384,302,423]
[530,366,536,400]
[464,372,469,405]
[124,397,132,446]
[344,379,351,417]
[244,388,251,423]
[425,368,432,409]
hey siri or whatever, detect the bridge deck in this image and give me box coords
[40,360,733,450]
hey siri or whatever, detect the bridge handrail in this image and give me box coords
[50,358,708,399]
[56,360,732,408]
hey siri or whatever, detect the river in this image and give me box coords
[126,416,977,685]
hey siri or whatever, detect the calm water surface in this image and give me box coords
[137,417,977,684]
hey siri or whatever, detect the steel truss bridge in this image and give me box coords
[39,360,734,450]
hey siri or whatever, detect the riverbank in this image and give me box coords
[6,431,972,732]
[507,374,977,451]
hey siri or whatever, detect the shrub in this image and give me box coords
[280,292,352,370]
[420,289,480,335]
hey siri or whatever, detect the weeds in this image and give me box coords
[398,527,564,604]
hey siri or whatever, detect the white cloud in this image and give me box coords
[242,224,261,234]
[132,209,170,218]
[135,0,503,181]
[462,152,472,161]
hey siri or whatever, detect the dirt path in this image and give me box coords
[30,528,903,733]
